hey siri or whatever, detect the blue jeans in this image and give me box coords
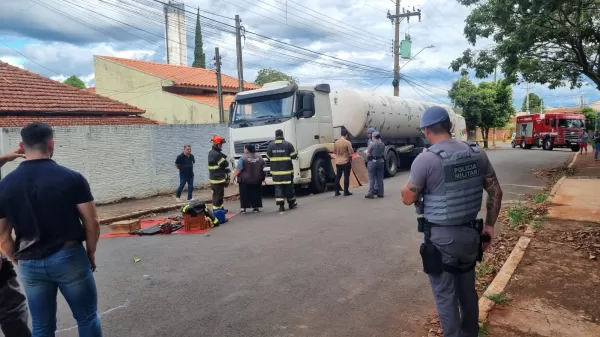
[18,243,102,337]
[595,145,599,159]
[176,175,194,200]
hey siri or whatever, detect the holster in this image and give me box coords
[419,242,443,275]
[0,258,17,287]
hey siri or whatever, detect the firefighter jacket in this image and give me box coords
[266,138,297,185]
[208,146,229,184]
[423,141,484,226]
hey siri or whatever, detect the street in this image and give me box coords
[45,147,572,337]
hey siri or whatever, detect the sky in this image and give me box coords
[1,0,599,110]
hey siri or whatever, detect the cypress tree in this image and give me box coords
[192,7,206,68]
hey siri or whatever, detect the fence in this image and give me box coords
[0,124,229,204]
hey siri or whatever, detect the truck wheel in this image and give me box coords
[384,151,398,177]
[544,138,554,151]
[571,145,580,152]
[310,157,327,194]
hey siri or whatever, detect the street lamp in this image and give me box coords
[398,45,435,72]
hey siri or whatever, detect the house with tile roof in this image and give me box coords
[0,61,157,128]
[94,56,260,124]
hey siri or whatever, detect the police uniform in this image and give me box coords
[366,131,385,198]
[266,136,297,211]
[207,136,230,211]
[414,106,485,337]
[366,128,379,194]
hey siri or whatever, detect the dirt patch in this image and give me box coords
[486,219,600,336]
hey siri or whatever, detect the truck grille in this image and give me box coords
[234,141,271,154]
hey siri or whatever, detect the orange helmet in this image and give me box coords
[211,135,226,145]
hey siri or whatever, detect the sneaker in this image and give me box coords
[377,195,384,198]
[365,194,374,199]
[174,196,183,203]
[252,208,259,213]
[240,208,247,214]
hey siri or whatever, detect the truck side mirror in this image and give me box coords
[229,102,235,123]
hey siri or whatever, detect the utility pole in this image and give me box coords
[235,15,244,92]
[387,2,421,96]
[214,47,224,123]
[522,82,531,114]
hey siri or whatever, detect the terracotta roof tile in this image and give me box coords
[0,62,144,115]
[98,56,260,90]
[87,87,96,94]
[0,115,158,128]
[176,93,236,108]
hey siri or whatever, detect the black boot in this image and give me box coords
[365,194,374,199]
[288,201,297,210]
[278,204,285,212]
[344,191,353,196]
[335,191,341,196]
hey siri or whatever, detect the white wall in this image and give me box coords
[0,124,229,204]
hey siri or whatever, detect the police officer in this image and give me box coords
[208,135,230,214]
[400,106,503,337]
[366,128,379,195]
[267,129,297,212]
[365,131,385,198]
[0,149,31,337]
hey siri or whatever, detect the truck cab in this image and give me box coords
[229,82,335,193]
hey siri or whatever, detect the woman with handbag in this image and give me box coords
[231,144,265,213]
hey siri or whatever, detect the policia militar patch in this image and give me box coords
[445,160,480,182]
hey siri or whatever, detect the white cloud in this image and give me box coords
[0,0,598,108]
[0,56,24,68]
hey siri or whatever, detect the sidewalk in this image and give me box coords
[485,153,600,336]
[97,185,239,224]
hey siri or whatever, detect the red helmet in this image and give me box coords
[211,135,226,145]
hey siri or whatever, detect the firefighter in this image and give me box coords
[267,129,297,212]
[208,135,230,213]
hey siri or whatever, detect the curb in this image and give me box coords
[478,152,577,322]
[99,193,240,225]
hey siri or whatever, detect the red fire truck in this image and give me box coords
[513,112,587,151]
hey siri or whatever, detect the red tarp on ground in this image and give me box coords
[100,213,236,239]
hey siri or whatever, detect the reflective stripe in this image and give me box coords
[290,152,297,157]
[274,140,283,144]
[275,198,285,201]
[272,181,292,185]
[210,179,227,184]
[208,165,219,170]
[217,157,226,165]
[269,157,291,162]
[271,170,294,176]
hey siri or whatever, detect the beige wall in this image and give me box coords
[94,57,221,124]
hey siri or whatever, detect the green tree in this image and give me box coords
[450,0,600,91]
[521,93,544,113]
[192,7,206,68]
[254,68,297,86]
[448,78,514,148]
[63,75,86,89]
[581,106,597,130]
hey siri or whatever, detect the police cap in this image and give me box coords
[420,106,450,129]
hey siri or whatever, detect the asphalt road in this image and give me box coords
[10,146,573,337]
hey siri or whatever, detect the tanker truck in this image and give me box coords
[228,81,467,193]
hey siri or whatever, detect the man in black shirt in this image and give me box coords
[0,149,31,337]
[175,144,195,202]
[0,123,102,336]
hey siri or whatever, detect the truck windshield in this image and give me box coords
[232,95,294,123]
[558,119,585,128]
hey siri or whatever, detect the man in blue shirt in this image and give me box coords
[0,123,102,337]
[175,145,195,202]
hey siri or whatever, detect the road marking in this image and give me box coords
[56,299,131,333]
[501,184,545,190]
